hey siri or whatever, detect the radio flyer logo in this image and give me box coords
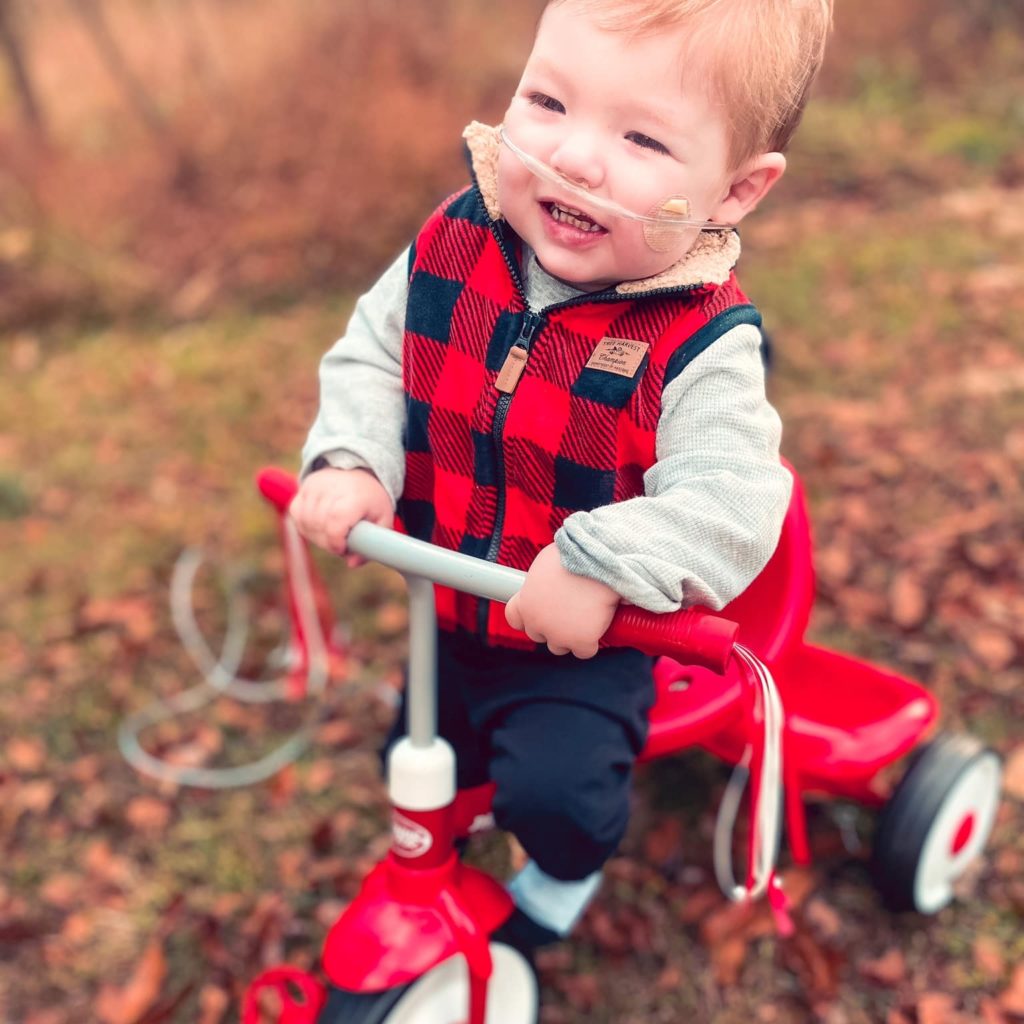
[391,811,434,857]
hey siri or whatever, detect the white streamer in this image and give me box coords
[118,516,330,789]
[713,644,785,901]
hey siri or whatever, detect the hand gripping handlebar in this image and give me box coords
[257,467,738,672]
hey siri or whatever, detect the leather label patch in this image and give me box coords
[495,346,529,393]
[585,337,650,377]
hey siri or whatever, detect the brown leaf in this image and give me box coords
[778,867,819,911]
[1002,745,1024,802]
[710,933,749,985]
[966,627,1016,672]
[268,763,297,805]
[40,873,81,910]
[782,928,843,1001]
[802,896,842,941]
[6,735,47,772]
[858,948,906,987]
[197,984,230,1024]
[375,600,409,633]
[999,963,1024,1017]
[583,905,631,956]
[125,796,172,833]
[643,815,683,867]
[677,885,724,924]
[889,571,928,629]
[316,718,360,747]
[95,938,168,1024]
[79,595,156,644]
[699,891,779,986]
[85,840,134,889]
[979,997,1009,1024]
[917,993,956,1024]
[304,759,335,793]
[656,962,682,992]
[973,935,1006,980]
[558,971,601,1011]
[17,778,57,814]
[24,1012,68,1024]
[699,894,771,948]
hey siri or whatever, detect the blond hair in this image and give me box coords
[549,0,833,170]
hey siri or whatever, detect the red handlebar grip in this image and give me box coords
[256,467,299,512]
[601,606,737,673]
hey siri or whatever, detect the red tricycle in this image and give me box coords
[228,464,1001,1024]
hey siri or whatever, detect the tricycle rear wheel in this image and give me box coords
[871,733,1001,914]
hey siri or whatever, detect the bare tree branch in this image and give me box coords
[0,0,46,135]
[67,0,166,139]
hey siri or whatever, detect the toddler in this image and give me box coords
[293,0,832,949]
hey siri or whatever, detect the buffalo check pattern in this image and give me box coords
[398,186,760,647]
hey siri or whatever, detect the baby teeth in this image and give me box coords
[550,203,602,232]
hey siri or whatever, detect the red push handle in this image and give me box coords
[255,466,739,673]
[601,605,737,673]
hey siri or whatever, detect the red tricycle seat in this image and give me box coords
[774,644,938,796]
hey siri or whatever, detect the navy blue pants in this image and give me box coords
[385,630,655,882]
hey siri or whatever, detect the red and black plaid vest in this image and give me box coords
[399,185,761,648]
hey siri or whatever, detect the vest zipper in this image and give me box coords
[476,210,714,639]
[477,309,543,637]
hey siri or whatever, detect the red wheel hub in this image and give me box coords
[950,813,975,856]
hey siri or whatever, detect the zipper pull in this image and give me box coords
[495,312,541,395]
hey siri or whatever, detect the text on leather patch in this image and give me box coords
[585,337,650,377]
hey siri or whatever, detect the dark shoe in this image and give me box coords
[490,907,561,954]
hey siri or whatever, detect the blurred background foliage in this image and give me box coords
[0,0,1022,333]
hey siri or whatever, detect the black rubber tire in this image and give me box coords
[871,732,1000,913]
[316,983,412,1023]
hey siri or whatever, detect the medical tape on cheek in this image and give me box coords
[643,196,692,253]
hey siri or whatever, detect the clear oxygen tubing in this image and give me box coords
[117,515,330,789]
[498,126,733,232]
[712,643,786,903]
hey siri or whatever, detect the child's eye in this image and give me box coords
[528,93,565,114]
[626,131,669,155]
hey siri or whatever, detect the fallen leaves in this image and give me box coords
[999,964,1024,1018]
[1003,746,1024,801]
[859,947,907,987]
[95,938,168,1024]
[5,734,47,772]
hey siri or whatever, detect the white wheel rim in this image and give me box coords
[913,752,1001,914]
[384,943,537,1024]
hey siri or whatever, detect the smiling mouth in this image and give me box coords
[543,201,606,234]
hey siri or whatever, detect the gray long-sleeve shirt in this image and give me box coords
[303,246,792,612]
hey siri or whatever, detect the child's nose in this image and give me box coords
[549,133,605,191]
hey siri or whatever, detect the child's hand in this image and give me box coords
[505,544,620,658]
[290,467,393,566]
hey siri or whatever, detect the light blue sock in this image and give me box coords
[507,861,603,937]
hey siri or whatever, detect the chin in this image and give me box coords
[532,252,609,292]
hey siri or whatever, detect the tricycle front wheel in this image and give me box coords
[316,943,538,1024]
[871,733,1002,914]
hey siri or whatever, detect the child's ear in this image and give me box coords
[710,152,786,226]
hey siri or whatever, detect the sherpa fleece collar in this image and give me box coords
[462,120,742,295]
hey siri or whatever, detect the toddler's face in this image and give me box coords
[498,2,735,292]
